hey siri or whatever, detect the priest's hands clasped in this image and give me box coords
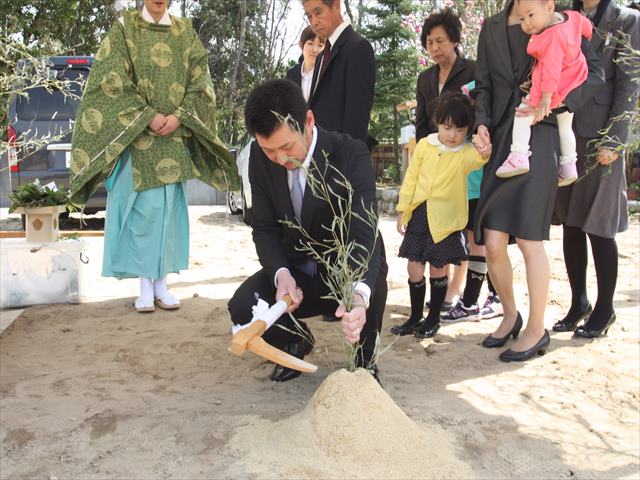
[149,113,181,136]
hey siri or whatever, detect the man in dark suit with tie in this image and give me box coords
[304,0,376,144]
[227,79,388,383]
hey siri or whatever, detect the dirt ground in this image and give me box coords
[0,206,638,479]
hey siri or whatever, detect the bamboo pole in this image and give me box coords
[0,231,104,239]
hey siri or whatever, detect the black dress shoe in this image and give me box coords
[414,320,440,339]
[482,312,523,348]
[574,313,616,338]
[390,317,423,336]
[499,330,550,362]
[269,333,314,382]
[322,314,340,322]
[552,304,593,332]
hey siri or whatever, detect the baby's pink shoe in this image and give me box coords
[558,161,578,186]
[496,151,530,178]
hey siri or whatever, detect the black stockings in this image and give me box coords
[563,225,618,329]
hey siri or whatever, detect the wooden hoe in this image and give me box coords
[230,295,318,373]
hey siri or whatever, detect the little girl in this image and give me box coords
[496,0,592,186]
[391,92,491,339]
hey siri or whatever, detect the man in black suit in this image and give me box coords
[227,79,387,383]
[304,0,375,144]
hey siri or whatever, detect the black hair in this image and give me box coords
[299,25,320,46]
[420,8,462,52]
[433,91,474,129]
[244,79,308,137]
[571,0,612,25]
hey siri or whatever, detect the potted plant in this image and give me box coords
[8,180,78,243]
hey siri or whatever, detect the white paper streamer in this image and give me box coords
[231,298,289,335]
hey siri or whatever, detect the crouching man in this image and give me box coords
[227,79,388,382]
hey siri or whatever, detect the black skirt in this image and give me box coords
[399,203,468,268]
[465,198,479,231]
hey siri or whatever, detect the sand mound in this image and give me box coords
[228,369,473,479]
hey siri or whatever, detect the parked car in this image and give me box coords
[227,137,253,225]
[7,56,107,214]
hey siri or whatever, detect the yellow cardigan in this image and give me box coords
[396,134,487,243]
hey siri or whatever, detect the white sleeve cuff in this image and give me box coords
[274,267,291,287]
[353,281,371,308]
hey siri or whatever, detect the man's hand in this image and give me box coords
[275,269,303,313]
[336,295,367,344]
[149,113,167,133]
[597,147,619,166]
[396,215,406,235]
[157,114,181,136]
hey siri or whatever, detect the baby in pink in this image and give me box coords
[496,0,593,186]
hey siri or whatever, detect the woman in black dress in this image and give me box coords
[553,0,639,337]
[473,0,603,361]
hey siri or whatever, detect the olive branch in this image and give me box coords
[1,37,85,173]
[576,30,639,183]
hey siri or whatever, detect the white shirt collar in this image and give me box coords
[141,5,172,25]
[328,20,350,50]
[426,132,464,152]
[302,126,318,170]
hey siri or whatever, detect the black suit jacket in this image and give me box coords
[415,56,475,141]
[572,1,639,146]
[249,128,382,289]
[308,26,375,143]
[286,61,302,87]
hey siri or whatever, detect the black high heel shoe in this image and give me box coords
[390,317,423,336]
[552,304,592,332]
[499,330,550,362]
[482,312,523,348]
[574,313,616,338]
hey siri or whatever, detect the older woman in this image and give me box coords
[287,26,325,102]
[70,0,237,312]
[473,0,603,361]
[415,9,475,141]
[412,10,501,327]
[553,0,639,337]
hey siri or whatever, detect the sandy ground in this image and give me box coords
[0,206,638,479]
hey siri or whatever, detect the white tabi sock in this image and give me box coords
[154,275,180,306]
[135,277,155,310]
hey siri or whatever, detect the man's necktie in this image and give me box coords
[290,167,303,221]
[290,167,316,277]
[319,40,331,80]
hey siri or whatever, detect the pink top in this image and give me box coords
[527,10,593,108]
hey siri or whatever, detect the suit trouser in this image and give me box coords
[228,252,388,366]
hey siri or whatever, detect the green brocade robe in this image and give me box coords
[70,10,239,204]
